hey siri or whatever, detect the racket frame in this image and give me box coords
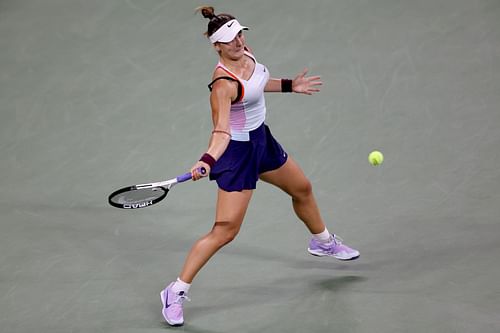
[108,171,195,209]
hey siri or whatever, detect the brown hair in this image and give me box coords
[196,6,235,37]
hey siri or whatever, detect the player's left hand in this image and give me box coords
[292,68,322,95]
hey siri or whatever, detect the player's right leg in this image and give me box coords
[161,189,253,326]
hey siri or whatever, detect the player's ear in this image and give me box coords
[213,43,221,53]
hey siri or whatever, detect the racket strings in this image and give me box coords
[109,187,168,209]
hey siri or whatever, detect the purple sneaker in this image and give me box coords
[308,234,360,260]
[160,282,190,326]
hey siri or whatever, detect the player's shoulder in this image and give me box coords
[212,66,231,80]
[208,69,239,100]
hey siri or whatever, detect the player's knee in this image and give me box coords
[217,229,239,247]
[221,231,238,246]
[292,178,313,201]
[212,221,240,246]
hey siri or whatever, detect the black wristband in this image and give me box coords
[281,79,293,93]
[199,153,216,168]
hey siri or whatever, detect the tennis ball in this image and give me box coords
[368,150,384,166]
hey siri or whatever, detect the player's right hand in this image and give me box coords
[191,161,210,181]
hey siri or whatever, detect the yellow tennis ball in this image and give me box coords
[368,151,384,166]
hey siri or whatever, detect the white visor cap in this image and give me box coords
[209,19,249,43]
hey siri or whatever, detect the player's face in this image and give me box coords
[216,31,245,60]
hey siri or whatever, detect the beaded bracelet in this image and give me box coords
[212,129,232,138]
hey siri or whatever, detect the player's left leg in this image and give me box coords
[259,157,360,260]
[260,156,325,233]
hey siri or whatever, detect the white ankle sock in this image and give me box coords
[313,228,333,244]
[172,278,191,294]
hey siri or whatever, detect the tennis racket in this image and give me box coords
[108,168,206,209]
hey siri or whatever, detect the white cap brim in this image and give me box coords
[209,19,249,44]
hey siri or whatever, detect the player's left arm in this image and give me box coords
[263,78,283,92]
[264,68,323,95]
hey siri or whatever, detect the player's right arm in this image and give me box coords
[206,78,234,159]
[191,77,236,180]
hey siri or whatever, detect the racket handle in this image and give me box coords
[176,167,207,183]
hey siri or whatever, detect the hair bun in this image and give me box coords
[198,6,215,19]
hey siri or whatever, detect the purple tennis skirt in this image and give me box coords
[209,123,288,192]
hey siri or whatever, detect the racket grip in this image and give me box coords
[177,168,207,183]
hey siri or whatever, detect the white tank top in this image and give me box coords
[214,51,270,141]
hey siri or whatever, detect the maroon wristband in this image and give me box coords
[199,153,216,168]
[281,79,293,93]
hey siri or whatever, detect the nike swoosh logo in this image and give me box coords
[227,22,234,28]
[165,292,170,308]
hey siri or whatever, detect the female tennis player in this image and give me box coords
[160,6,360,326]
